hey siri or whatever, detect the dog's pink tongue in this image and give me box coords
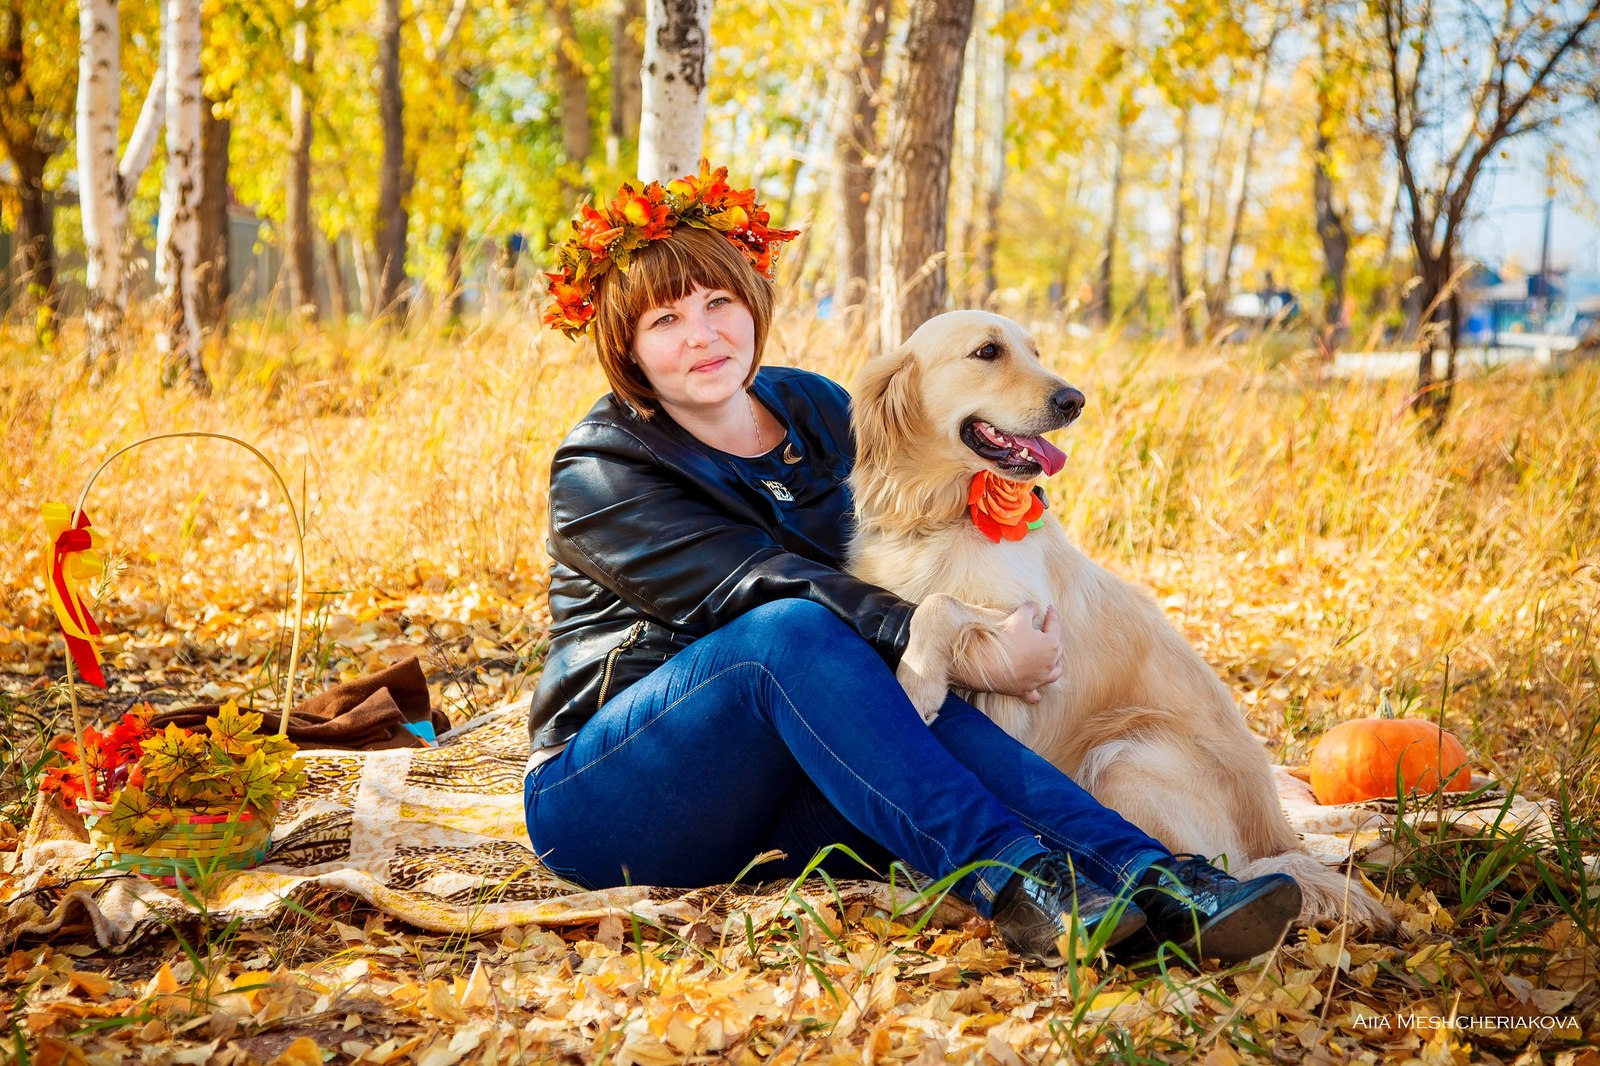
[1017,435,1067,477]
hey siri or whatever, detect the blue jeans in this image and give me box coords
[523,599,1169,917]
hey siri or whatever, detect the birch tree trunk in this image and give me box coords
[637,0,711,182]
[953,19,980,302]
[444,229,466,320]
[1166,104,1195,348]
[77,0,123,374]
[353,236,377,319]
[1313,144,1349,352]
[0,145,57,339]
[873,0,975,352]
[609,0,644,165]
[374,0,408,319]
[319,229,350,321]
[551,0,593,197]
[970,0,1007,307]
[156,0,208,392]
[829,0,888,320]
[1093,100,1132,328]
[1209,15,1283,331]
[0,3,61,340]
[197,91,231,335]
[444,69,471,320]
[286,2,316,320]
[120,45,166,184]
[1312,16,1348,353]
[1196,89,1235,291]
[9,154,57,327]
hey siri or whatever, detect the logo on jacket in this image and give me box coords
[760,479,794,502]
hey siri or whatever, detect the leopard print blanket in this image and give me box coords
[0,699,1555,950]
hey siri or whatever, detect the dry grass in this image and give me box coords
[4,306,1595,800]
[3,304,1598,1062]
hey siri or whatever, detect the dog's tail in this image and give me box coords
[1235,850,1395,935]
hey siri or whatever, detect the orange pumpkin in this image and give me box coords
[1309,718,1473,805]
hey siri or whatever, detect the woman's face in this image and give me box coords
[631,285,757,416]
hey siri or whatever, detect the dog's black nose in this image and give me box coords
[1053,386,1085,423]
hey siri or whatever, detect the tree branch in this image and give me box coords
[1443,0,1600,237]
[1380,0,1437,265]
[118,16,168,190]
[422,0,471,64]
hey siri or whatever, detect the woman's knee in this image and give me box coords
[738,599,851,647]
[732,599,882,680]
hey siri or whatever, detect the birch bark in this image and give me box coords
[156,0,208,391]
[76,0,122,372]
[78,0,167,374]
[609,0,644,165]
[970,0,1007,307]
[872,0,975,352]
[374,0,408,318]
[1166,104,1195,348]
[1093,100,1132,328]
[197,93,231,334]
[1210,8,1286,331]
[829,0,888,321]
[551,0,592,197]
[637,0,711,182]
[286,0,316,320]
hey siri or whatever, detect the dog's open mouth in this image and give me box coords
[961,419,1068,477]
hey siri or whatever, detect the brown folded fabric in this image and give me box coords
[148,656,452,751]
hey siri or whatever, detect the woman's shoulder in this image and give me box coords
[755,366,852,421]
[554,394,660,461]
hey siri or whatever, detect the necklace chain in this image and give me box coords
[746,391,765,454]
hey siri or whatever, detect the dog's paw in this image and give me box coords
[898,593,1006,723]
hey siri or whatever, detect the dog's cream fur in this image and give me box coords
[848,310,1392,932]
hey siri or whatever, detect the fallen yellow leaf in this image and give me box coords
[32,1038,90,1066]
[66,970,112,998]
[1084,989,1141,1019]
[457,959,492,1010]
[148,961,180,995]
[425,977,469,1023]
[269,1036,326,1066]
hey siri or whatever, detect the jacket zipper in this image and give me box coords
[596,620,648,709]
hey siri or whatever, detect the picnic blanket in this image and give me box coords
[0,698,1558,951]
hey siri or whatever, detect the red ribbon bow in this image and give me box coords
[43,503,107,688]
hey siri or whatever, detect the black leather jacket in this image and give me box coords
[527,366,918,750]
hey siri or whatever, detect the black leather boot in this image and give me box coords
[991,852,1147,968]
[1122,854,1302,964]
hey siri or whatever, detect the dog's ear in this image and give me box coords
[851,343,923,472]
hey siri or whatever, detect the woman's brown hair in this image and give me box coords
[591,225,776,418]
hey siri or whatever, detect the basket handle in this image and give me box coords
[61,433,307,795]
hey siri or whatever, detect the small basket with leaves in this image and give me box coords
[42,701,305,880]
[39,433,310,884]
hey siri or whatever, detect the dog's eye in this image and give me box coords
[969,342,1001,361]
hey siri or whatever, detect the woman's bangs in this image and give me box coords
[624,233,752,317]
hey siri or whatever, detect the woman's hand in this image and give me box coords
[948,603,1063,704]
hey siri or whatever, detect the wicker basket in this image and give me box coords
[55,432,308,886]
[77,799,276,884]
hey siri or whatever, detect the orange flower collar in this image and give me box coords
[968,471,1046,542]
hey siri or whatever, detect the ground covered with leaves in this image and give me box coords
[3,314,1599,1062]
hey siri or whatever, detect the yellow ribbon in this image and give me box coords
[42,502,106,643]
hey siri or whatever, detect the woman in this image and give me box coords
[525,165,1302,966]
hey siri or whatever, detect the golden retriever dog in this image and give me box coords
[848,310,1392,932]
